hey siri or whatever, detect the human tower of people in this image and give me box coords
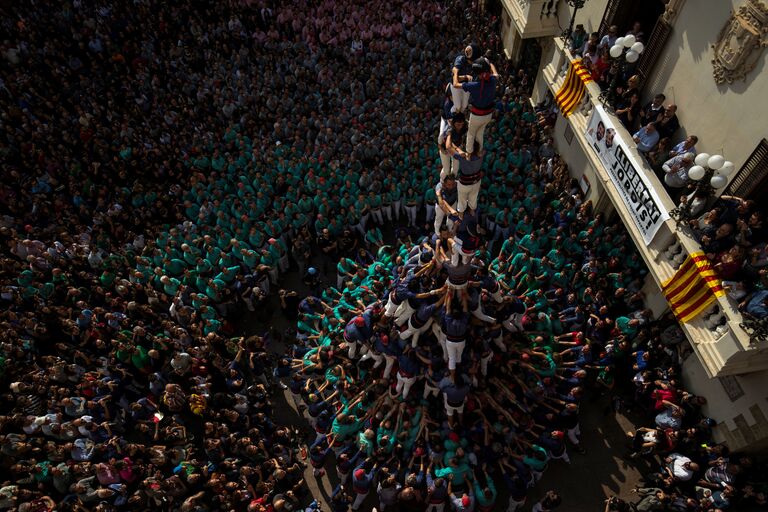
[284,42,654,512]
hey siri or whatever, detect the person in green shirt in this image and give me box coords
[399,183,416,224]
[473,470,498,510]
[434,457,471,486]
[368,191,383,225]
[365,227,383,252]
[336,257,357,290]
[389,182,402,222]
[160,275,181,296]
[424,186,437,224]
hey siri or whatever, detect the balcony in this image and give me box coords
[538,37,768,378]
[501,0,562,39]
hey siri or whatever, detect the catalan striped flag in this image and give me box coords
[662,251,725,323]
[555,59,593,117]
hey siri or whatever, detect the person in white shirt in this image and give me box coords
[666,453,699,482]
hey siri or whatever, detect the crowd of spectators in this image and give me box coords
[0,0,499,510]
[568,20,768,325]
[1,0,766,511]
[286,71,768,510]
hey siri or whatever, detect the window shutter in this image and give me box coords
[636,18,672,83]
[598,0,622,36]
[724,139,768,197]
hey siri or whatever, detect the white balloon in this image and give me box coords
[710,174,728,189]
[623,34,636,47]
[631,42,645,54]
[688,165,706,181]
[615,36,626,48]
[719,161,735,176]
[625,50,639,63]
[694,153,711,167]
[708,154,725,170]
[609,45,623,58]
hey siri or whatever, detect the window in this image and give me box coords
[724,139,768,199]
[597,0,669,82]
[719,375,745,402]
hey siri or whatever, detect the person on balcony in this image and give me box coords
[633,122,660,154]
[569,24,587,55]
[662,153,695,201]
[598,25,619,51]
[626,21,645,43]
[656,104,681,140]
[640,93,666,125]
[669,135,698,158]
[741,289,768,319]
[580,32,600,60]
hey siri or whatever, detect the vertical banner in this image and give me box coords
[585,105,669,245]
[662,252,725,323]
[555,59,593,117]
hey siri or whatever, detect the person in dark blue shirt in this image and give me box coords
[453,57,499,152]
[450,43,480,114]
[395,346,423,399]
[331,484,353,512]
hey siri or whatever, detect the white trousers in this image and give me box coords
[472,304,496,323]
[423,381,440,400]
[371,209,383,225]
[439,148,454,180]
[382,354,397,379]
[361,350,383,366]
[457,181,481,212]
[434,204,456,235]
[426,203,436,223]
[450,85,469,113]
[467,112,493,151]
[426,503,445,512]
[396,372,417,399]
[549,448,571,464]
[405,205,418,226]
[384,294,400,316]
[392,200,401,220]
[446,339,466,370]
[480,351,493,376]
[451,241,472,265]
[503,313,525,333]
[434,324,448,361]
[351,490,369,511]
[507,497,526,512]
[400,318,433,347]
[394,302,414,327]
[568,423,581,445]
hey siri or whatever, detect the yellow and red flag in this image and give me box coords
[662,252,725,323]
[555,59,593,117]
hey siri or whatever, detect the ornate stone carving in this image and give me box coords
[712,0,768,84]
[661,0,688,25]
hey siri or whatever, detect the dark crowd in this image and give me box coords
[1,1,766,512]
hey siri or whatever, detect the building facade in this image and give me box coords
[499,0,768,451]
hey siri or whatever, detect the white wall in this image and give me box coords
[552,115,604,205]
[683,353,768,451]
[647,0,768,171]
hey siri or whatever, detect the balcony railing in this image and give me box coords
[502,0,561,38]
[540,37,767,377]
